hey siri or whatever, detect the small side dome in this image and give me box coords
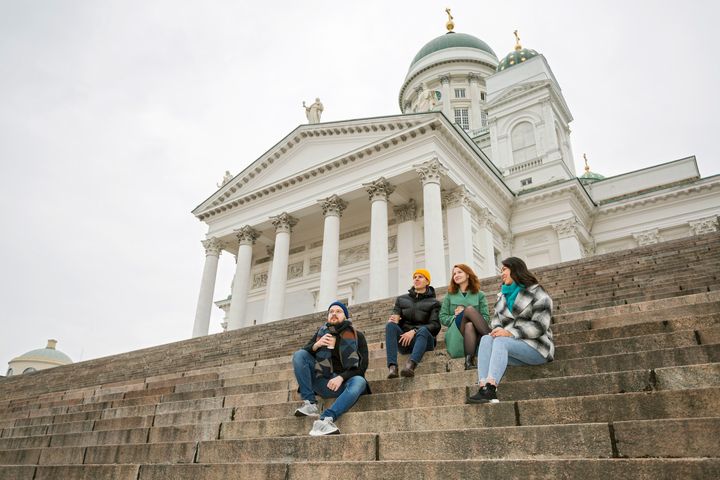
[496,30,539,72]
[579,154,605,184]
[8,339,73,375]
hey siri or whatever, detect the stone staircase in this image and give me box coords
[1,232,719,479]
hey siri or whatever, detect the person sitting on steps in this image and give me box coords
[467,257,554,404]
[439,263,490,369]
[292,301,370,435]
[386,269,441,378]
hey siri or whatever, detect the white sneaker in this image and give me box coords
[309,417,340,436]
[294,400,319,417]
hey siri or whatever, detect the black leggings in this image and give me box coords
[459,306,491,356]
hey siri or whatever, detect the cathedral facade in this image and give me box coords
[190,22,720,336]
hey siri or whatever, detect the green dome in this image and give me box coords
[11,341,73,365]
[496,48,539,72]
[410,32,497,69]
[580,170,605,183]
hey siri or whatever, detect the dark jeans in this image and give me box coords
[385,323,435,366]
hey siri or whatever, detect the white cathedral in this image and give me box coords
[190,18,720,337]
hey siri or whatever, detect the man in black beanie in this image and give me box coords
[292,301,370,435]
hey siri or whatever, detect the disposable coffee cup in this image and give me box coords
[327,335,336,349]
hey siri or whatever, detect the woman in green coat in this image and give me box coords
[439,264,490,369]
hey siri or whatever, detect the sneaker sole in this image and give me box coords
[309,429,340,436]
[466,398,500,405]
[294,410,320,417]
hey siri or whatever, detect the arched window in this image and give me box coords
[23,367,37,374]
[6,368,13,376]
[511,121,537,164]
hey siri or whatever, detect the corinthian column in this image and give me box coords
[317,195,348,309]
[364,177,395,300]
[192,238,222,338]
[416,158,448,286]
[393,200,417,294]
[444,186,475,270]
[226,226,259,330]
[265,213,298,322]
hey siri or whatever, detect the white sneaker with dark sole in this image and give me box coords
[294,400,320,417]
[309,417,340,436]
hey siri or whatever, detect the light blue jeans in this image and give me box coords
[292,349,367,421]
[476,335,546,385]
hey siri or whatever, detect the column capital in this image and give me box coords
[235,225,260,246]
[439,74,450,85]
[689,215,719,235]
[467,72,480,84]
[414,84,424,95]
[201,237,222,256]
[270,212,298,234]
[632,228,660,246]
[363,177,396,202]
[393,199,417,223]
[415,158,448,185]
[319,194,348,217]
[552,217,580,238]
[475,206,494,228]
[443,186,473,209]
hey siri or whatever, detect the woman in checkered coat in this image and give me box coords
[467,257,554,404]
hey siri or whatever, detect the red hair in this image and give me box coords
[448,263,481,294]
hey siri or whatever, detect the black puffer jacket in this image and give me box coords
[392,286,441,336]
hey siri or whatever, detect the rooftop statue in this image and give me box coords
[303,97,324,124]
[217,170,232,188]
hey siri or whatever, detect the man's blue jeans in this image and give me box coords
[476,335,546,385]
[385,323,435,366]
[292,349,367,421]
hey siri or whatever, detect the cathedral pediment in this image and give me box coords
[192,113,513,221]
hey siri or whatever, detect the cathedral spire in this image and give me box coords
[513,30,522,51]
[445,8,454,32]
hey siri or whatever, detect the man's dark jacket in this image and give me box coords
[392,286,441,336]
[301,327,370,385]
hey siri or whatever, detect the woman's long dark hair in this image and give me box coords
[501,257,539,286]
[448,263,481,294]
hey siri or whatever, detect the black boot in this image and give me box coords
[464,355,473,370]
[400,359,417,377]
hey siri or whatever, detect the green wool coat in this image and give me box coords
[439,290,490,358]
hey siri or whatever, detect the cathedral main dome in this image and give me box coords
[409,32,498,70]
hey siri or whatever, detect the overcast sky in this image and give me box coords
[1,1,718,369]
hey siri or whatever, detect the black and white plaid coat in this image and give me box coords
[490,284,554,361]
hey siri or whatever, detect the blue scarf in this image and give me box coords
[501,282,524,311]
[314,320,359,379]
